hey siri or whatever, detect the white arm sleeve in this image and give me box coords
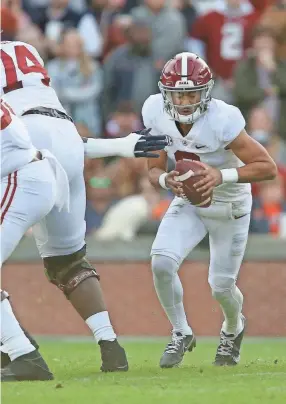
[83,134,142,159]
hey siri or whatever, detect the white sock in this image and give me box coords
[154,272,193,336]
[213,286,244,336]
[85,311,116,343]
[1,299,35,361]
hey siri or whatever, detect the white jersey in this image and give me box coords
[0,41,65,116]
[1,100,37,178]
[142,94,251,203]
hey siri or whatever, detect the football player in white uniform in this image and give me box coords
[144,52,277,367]
[0,99,70,381]
[1,40,167,380]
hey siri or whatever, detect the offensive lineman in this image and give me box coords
[144,52,277,368]
[1,98,69,380]
[0,40,167,380]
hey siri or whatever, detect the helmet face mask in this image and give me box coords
[158,53,214,124]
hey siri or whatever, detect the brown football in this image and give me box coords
[175,160,213,208]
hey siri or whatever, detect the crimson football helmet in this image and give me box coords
[158,52,214,124]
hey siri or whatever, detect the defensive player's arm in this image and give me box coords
[83,131,167,159]
[228,129,277,182]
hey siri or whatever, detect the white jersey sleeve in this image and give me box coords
[142,95,163,137]
[220,105,246,147]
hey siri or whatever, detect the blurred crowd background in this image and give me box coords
[2,0,286,241]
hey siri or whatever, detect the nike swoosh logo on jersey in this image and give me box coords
[195,145,206,149]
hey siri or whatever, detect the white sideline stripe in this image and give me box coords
[181,53,188,76]
[175,169,194,182]
[235,372,286,377]
[23,336,286,343]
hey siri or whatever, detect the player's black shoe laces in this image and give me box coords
[216,332,235,356]
[164,333,184,354]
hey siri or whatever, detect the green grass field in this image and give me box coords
[2,338,286,404]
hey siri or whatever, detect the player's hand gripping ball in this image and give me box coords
[174,160,215,207]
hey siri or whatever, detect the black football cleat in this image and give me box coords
[1,350,54,382]
[99,340,128,372]
[213,315,246,366]
[1,327,39,368]
[160,332,196,368]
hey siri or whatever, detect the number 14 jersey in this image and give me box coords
[1,41,65,115]
[142,93,251,203]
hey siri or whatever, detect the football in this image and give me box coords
[175,160,213,208]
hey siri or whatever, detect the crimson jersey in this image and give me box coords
[190,10,261,80]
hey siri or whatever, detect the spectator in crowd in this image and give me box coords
[122,0,141,13]
[105,102,142,138]
[250,175,286,236]
[248,107,286,198]
[77,0,111,59]
[171,0,197,33]
[16,22,48,61]
[79,0,128,60]
[22,0,50,24]
[234,26,286,141]
[83,0,109,28]
[94,175,162,241]
[85,170,117,235]
[31,0,83,58]
[2,0,33,38]
[189,0,262,102]
[249,0,274,12]
[259,0,286,60]
[103,156,147,199]
[1,4,18,40]
[47,28,103,136]
[103,13,132,59]
[131,0,186,74]
[103,18,158,120]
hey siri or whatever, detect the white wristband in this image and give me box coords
[220,168,239,183]
[159,172,169,190]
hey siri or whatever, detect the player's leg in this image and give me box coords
[23,115,127,371]
[207,211,250,365]
[0,290,35,361]
[0,162,56,265]
[33,160,127,372]
[1,289,39,368]
[1,323,39,368]
[0,161,57,381]
[151,199,207,367]
[0,291,53,382]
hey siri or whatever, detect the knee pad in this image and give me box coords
[0,290,9,301]
[43,245,99,297]
[208,274,236,296]
[152,255,179,281]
